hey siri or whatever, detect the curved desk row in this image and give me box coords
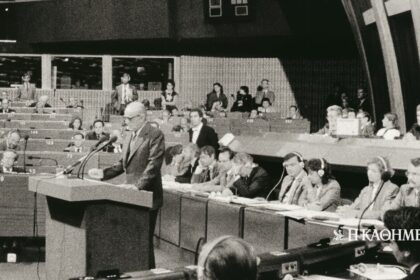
[0,113,74,121]
[228,132,420,170]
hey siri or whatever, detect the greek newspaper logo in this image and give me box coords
[333,225,420,242]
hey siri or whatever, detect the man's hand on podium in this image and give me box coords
[88,168,104,179]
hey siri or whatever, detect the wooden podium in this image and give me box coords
[28,176,153,280]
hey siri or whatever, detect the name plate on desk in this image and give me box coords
[336,118,361,136]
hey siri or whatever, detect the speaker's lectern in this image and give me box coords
[29,176,153,280]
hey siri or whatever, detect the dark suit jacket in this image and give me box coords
[230,166,271,198]
[112,84,138,112]
[188,125,219,150]
[356,98,372,114]
[175,159,199,184]
[405,265,420,280]
[103,123,165,209]
[85,131,110,141]
[206,92,228,111]
[0,108,15,113]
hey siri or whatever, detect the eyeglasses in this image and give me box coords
[124,115,140,121]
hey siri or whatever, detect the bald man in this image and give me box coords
[29,95,52,109]
[88,101,165,268]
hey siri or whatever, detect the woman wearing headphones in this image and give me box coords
[336,156,399,220]
[197,236,258,280]
[302,158,341,212]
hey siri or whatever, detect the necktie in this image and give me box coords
[129,132,137,154]
[280,179,295,203]
[369,186,378,210]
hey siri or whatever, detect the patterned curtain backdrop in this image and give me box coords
[179,56,365,131]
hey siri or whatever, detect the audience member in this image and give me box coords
[85,120,110,141]
[153,98,162,110]
[383,207,420,279]
[0,130,21,151]
[258,98,276,113]
[161,80,178,112]
[317,105,342,136]
[171,108,179,116]
[277,152,311,204]
[302,158,341,212]
[355,86,371,114]
[68,116,83,131]
[0,151,23,174]
[287,105,302,120]
[112,73,138,115]
[191,146,219,184]
[255,79,275,107]
[206,83,228,112]
[29,95,52,111]
[17,72,36,101]
[385,158,420,210]
[154,110,173,131]
[339,92,351,109]
[197,236,258,280]
[357,111,375,137]
[166,144,183,175]
[64,132,85,153]
[376,113,401,140]
[404,104,420,140]
[248,109,259,120]
[0,91,7,102]
[336,156,398,220]
[0,98,15,113]
[222,152,271,198]
[347,108,356,119]
[142,99,151,110]
[174,143,200,183]
[189,109,219,150]
[192,147,235,192]
[231,86,253,113]
[326,83,344,108]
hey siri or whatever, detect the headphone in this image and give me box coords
[283,152,305,168]
[318,158,325,177]
[376,156,392,181]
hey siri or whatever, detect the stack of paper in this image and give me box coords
[254,202,303,212]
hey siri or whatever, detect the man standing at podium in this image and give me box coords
[88,101,165,268]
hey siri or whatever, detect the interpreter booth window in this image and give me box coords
[51,57,102,89]
[112,57,174,91]
[0,56,41,88]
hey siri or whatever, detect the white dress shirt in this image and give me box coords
[191,122,203,144]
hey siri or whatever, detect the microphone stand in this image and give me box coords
[78,138,117,179]
[23,137,29,173]
[357,180,386,235]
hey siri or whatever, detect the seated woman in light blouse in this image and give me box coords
[336,156,398,220]
[301,158,341,212]
[68,116,84,131]
[376,112,401,140]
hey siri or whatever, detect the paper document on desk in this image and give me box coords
[278,209,340,221]
[349,265,407,279]
[297,275,347,280]
[322,218,384,228]
[255,202,303,211]
[162,181,193,192]
[230,196,266,206]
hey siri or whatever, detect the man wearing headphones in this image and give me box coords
[277,152,311,204]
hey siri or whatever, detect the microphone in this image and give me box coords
[28,156,58,166]
[23,135,29,173]
[91,135,109,151]
[62,154,89,175]
[78,136,118,179]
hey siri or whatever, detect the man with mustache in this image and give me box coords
[385,158,420,210]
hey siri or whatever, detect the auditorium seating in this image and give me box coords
[0,113,73,121]
[2,120,69,129]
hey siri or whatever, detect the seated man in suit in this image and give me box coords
[302,158,341,212]
[85,120,110,141]
[29,95,52,112]
[317,105,342,136]
[64,132,85,153]
[192,147,235,192]
[174,143,200,183]
[191,146,219,184]
[385,158,420,210]
[384,207,420,280]
[255,79,275,107]
[357,110,375,138]
[111,73,138,115]
[0,150,23,173]
[0,98,15,114]
[222,152,271,198]
[189,108,219,150]
[17,72,36,101]
[277,152,311,204]
[0,130,21,151]
[337,156,398,220]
